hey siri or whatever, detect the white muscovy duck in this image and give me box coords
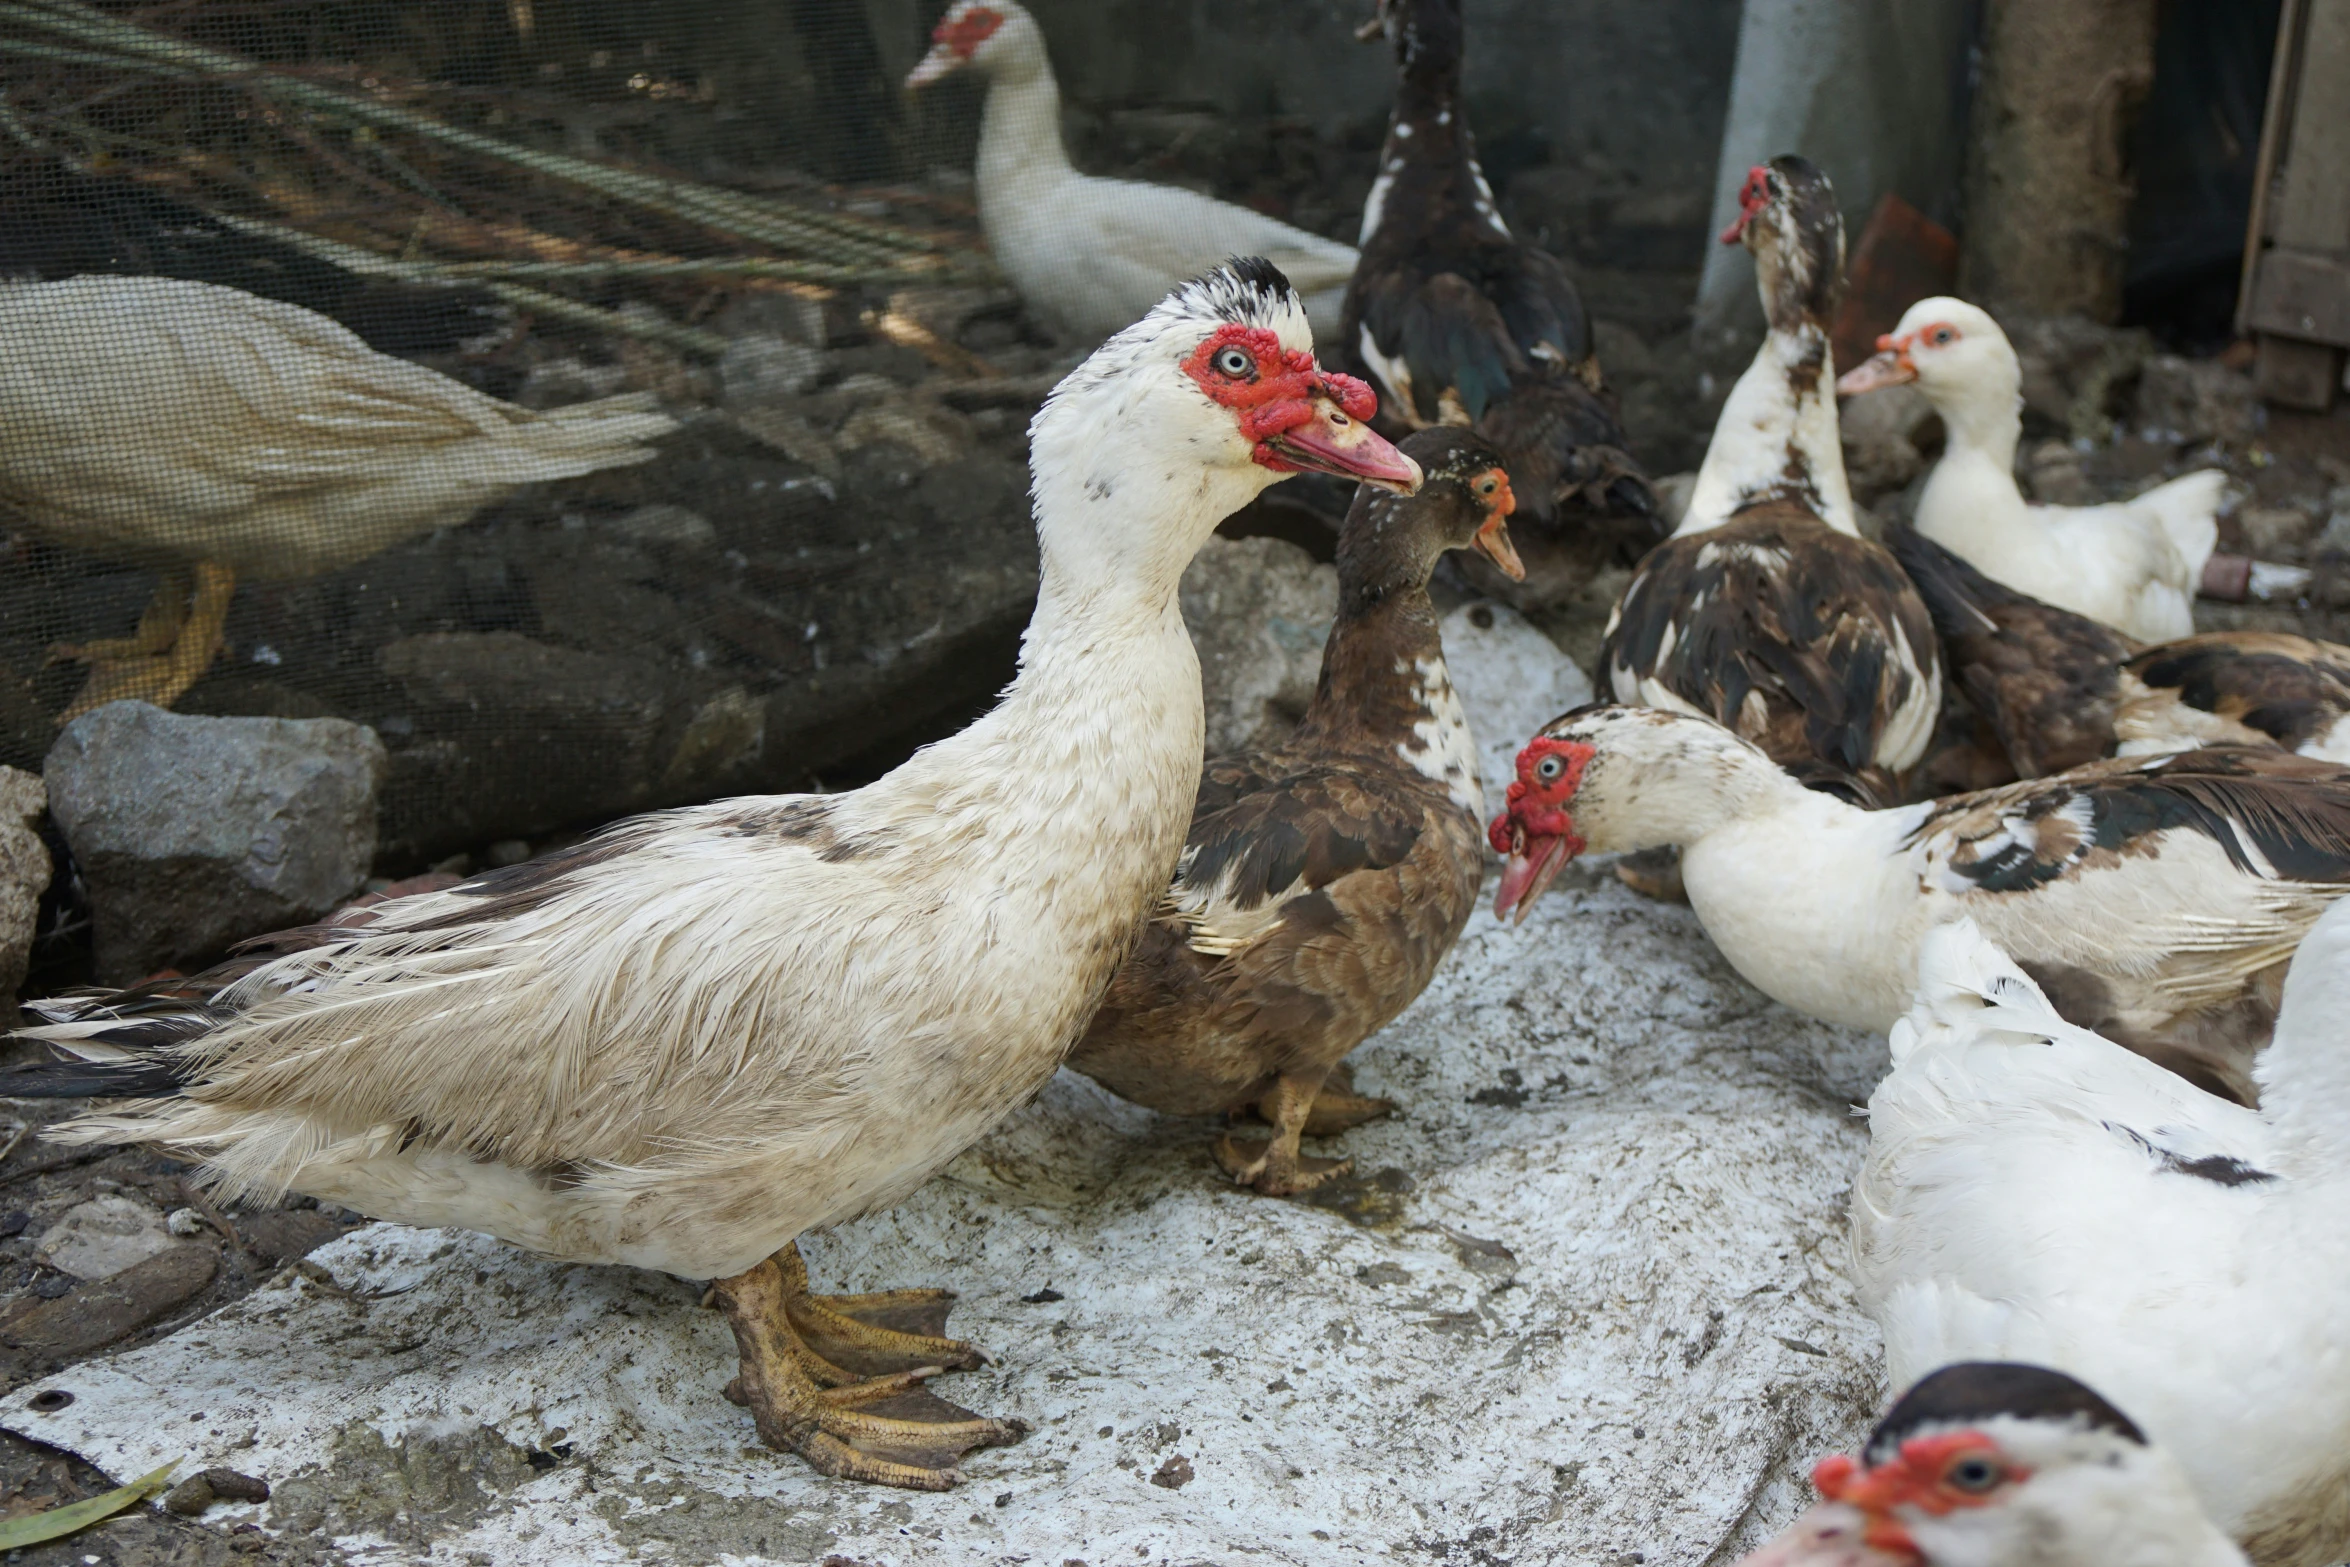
[905,0,1361,345]
[1837,297,2228,643]
[1846,912,2350,1567]
[1488,704,2350,1103]
[1597,157,1939,809]
[1,260,1419,1492]
[0,274,676,720]
[1737,1362,2248,1567]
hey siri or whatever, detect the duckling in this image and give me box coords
[1069,425,1522,1194]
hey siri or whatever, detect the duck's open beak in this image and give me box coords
[1729,1503,1919,1567]
[1265,395,1422,493]
[1474,514,1524,580]
[905,44,961,88]
[1836,336,1916,396]
[1492,827,1570,923]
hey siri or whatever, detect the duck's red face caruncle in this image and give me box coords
[905,3,1004,86]
[1489,735,1594,922]
[1720,163,1775,245]
[1183,325,1420,492]
[1798,1430,2024,1562]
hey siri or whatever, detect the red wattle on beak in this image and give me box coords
[1260,389,1421,492]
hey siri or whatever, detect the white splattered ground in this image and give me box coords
[0,866,1888,1566]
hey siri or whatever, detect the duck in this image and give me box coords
[0,274,676,721]
[1,260,1422,1491]
[1596,157,1939,808]
[1837,297,2225,643]
[1848,912,2350,1566]
[1488,704,2350,1104]
[1069,424,1522,1195]
[1736,1362,2249,1567]
[1338,0,1655,605]
[1890,523,2350,777]
[905,1,1360,346]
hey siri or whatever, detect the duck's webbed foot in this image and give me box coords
[712,1243,1025,1490]
[1217,1068,1353,1196]
[1297,1060,1396,1136]
[1613,845,1687,904]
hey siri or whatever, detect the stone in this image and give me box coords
[2001,314,2153,443]
[164,1468,272,1517]
[0,873,1883,1564]
[166,1208,207,1239]
[717,334,826,409]
[2,1243,215,1358]
[37,1194,177,1281]
[1180,535,1338,756]
[0,765,48,1012]
[2236,505,2319,561]
[1438,601,1595,811]
[233,1209,352,1268]
[44,703,386,984]
[608,504,718,551]
[2136,355,2262,447]
[1838,383,1941,504]
[2022,440,2098,506]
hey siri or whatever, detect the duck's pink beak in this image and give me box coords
[1836,334,1917,396]
[1730,1502,1919,1567]
[905,44,961,87]
[1261,390,1422,493]
[1492,826,1574,923]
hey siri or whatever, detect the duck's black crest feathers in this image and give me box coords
[1869,1363,2147,1461]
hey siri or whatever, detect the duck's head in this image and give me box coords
[1488,705,1765,921]
[1355,0,1464,78]
[1337,426,1521,601]
[1734,1363,2243,1567]
[1722,155,1844,333]
[1028,259,1420,584]
[906,0,1043,87]
[1836,297,2017,414]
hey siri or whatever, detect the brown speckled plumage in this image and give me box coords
[1070,427,1513,1193]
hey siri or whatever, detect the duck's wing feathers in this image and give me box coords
[1907,748,2350,1098]
[2119,633,2350,762]
[1084,181,1360,300]
[1599,502,1942,798]
[5,799,903,1200]
[1886,524,2135,776]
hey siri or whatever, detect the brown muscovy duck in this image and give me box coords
[1339,0,1656,608]
[1891,523,2350,779]
[1069,425,1522,1195]
[1595,157,1941,818]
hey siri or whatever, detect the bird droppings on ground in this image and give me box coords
[0,871,1886,1565]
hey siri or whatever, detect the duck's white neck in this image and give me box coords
[1583,723,1826,855]
[1683,321,1859,537]
[972,45,1074,206]
[1924,365,2023,473]
[2256,915,2350,1175]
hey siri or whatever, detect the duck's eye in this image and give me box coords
[1214,346,1254,378]
[1945,1456,2004,1494]
[1930,327,1955,346]
[1536,756,1564,782]
[1477,476,1497,493]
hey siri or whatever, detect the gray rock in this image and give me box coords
[717,334,826,409]
[2136,354,2262,447]
[1180,535,1338,756]
[609,504,718,551]
[1839,382,1941,504]
[1438,600,1594,814]
[0,765,48,1011]
[2000,314,2152,443]
[37,1193,176,1281]
[45,703,386,983]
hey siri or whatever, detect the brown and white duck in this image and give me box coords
[1069,425,1521,1195]
[1891,525,2350,778]
[1338,0,1656,606]
[1490,704,2350,1104]
[1595,158,1940,811]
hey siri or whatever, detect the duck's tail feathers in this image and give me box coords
[2130,468,2226,573]
[1890,919,2062,1064]
[503,392,678,476]
[2,985,225,1099]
